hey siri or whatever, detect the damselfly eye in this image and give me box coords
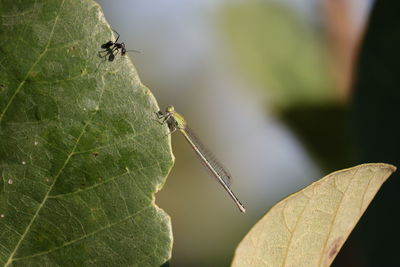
[166,105,175,113]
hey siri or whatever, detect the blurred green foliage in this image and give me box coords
[220,2,337,111]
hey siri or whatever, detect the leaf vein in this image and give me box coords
[281,190,314,266]
[13,206,150,262]
[48,170,129,199]
[316,168,359,266]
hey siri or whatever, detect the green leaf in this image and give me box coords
[232,163,396,267]
[0,0,173,266]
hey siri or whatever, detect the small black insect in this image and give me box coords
[99,30,139,62]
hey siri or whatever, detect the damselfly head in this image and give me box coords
[166,105,175,113]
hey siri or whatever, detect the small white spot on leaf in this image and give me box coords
[8,179,13,184]
[22,161,26,165]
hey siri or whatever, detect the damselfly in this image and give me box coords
[157,106,246,213]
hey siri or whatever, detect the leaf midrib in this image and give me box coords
[4,121,88,265]
[1,2,113,263]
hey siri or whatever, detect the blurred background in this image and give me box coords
[96,0,399,266]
